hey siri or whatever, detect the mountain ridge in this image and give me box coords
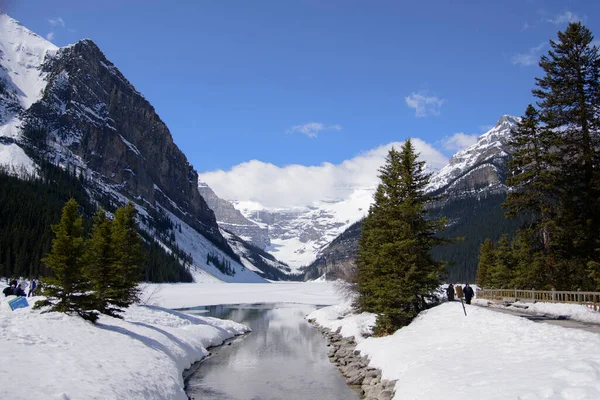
[0,13,291,283]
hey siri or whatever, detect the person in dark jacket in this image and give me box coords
[2,285,14,297]
[463,283,474,304]
[28,279,37,297]
[446,284,455,301]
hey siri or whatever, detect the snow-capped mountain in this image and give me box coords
[0,12,290,283]
[196,177,372,273]
[427,115,519,195]
[230,188,373,273]
[0,13,57,123]
[303,115,521,281]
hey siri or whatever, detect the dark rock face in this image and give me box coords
[23,39,226,249]
[303,220,361,281]
[198,183,270,249]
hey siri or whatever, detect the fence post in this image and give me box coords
[577,288,581,303]
[515,287,517,300]
[531,288,535,301]
[552,287,556,302]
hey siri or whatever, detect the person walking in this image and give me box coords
[455,284,463,300]
[463,283,474,305]
[446,284,455,301]
[28,279,37,297]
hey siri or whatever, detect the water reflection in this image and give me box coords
[183,304,359,400]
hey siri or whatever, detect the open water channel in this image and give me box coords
[182,303,360,400]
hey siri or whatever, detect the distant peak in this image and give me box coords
[495,115,519,127]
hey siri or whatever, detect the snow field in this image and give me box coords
[309,301,600,400]
[141,281,343,309]
[0,294,248,400]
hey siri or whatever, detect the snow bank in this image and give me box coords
[307,301,376,343]
[0,295,248,400]
[310,302,600,400]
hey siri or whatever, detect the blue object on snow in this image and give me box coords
[8,296,29,311]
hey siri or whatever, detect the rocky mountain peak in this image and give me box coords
[496,114,520,129]
[427,115,519,193]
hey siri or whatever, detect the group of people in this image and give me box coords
[446,283,474,304]
[2,279,37,298]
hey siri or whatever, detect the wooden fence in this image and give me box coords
[476,288,600,311]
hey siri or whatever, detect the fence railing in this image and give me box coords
[476,288,600,311]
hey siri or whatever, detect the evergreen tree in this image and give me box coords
[355,140,448,335]
[510,229,549,289]
[487,234,514,288]
[83,209,117,316]
[109,203,144,315]
[476,239,495,288]
[505,105,558,252]
[36,199,96,321]
[533,22,600,289]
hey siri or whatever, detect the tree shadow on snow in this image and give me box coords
[96,323,177,360]
[141,305,232,337]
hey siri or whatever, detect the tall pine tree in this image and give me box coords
[109,203,143,314]
[355,140,447,335]
[505,105,558,252]
[476,239,495,288]
[36,198,96,321]
[83,209,117,316]
[533,22,600,289]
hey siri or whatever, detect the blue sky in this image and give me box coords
[4,0,599,203]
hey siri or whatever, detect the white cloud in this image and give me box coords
[46,32,55,41]
[405,93,444,118]
[511,42,545,66]
[548,11,582,25]
[198,139,448,208]
[287,122,341,138]
[441,132,479,151]
[48,17,66,28]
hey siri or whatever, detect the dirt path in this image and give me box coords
[478,305,600,335]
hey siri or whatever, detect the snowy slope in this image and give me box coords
[0,141,36,175]
[0,12,57,174]
[161,208,267,283]
[0,11,57,123]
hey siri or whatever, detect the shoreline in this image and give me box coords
[308,319,396,400]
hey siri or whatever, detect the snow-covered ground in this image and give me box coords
[141,281,342,309]
[309,301,600,400]
[3,280,600,400]
[0,293,248,400]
